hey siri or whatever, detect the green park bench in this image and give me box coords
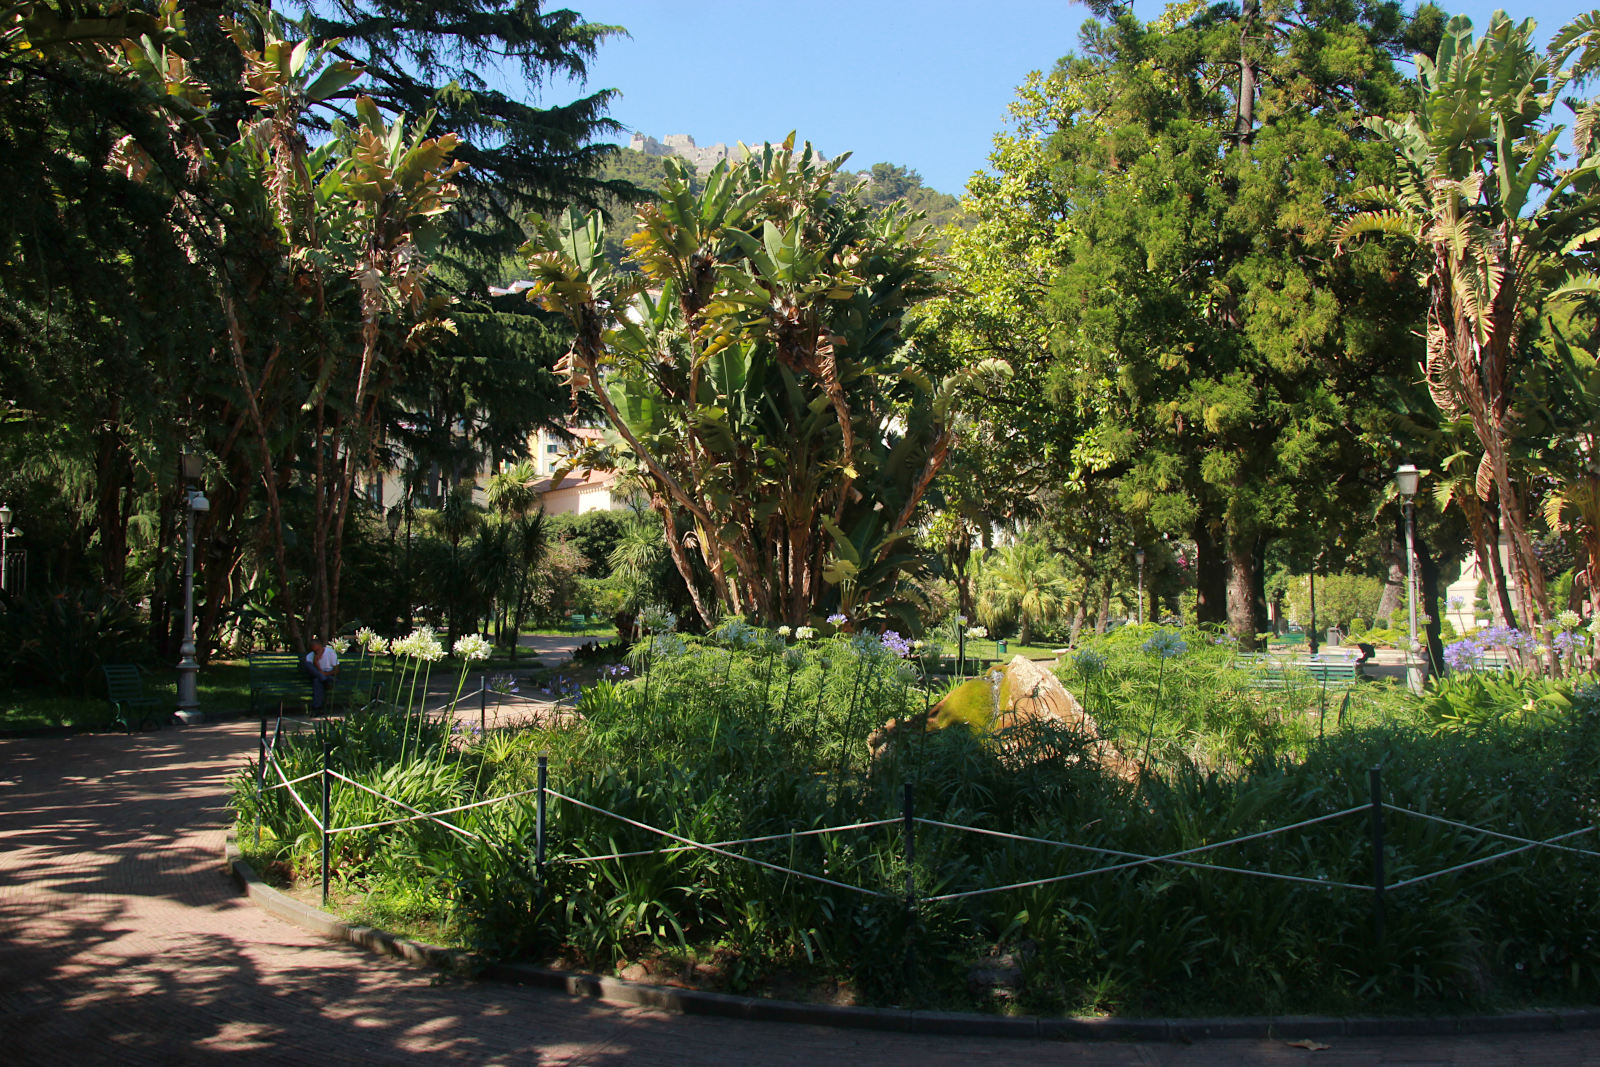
[1238,655,1358,692]
[249,652,313,714]
[102,664,160,733]
[566,613,589,630]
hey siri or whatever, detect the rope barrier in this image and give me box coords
[1387,826,1600,890]
[263,770,320,791]
[544,789,891,898]
[915,805,1372,901]
[563,817,902,864]
[1383,805,1600,859]
[325,771,480,842]
[327,776,543,836]
[266,748,322,832]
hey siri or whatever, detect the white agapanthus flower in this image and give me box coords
[330,636,351,654]
[454,633,492,661]
[777,625,792,638]
[1558,610,1582,630]
[965,625,988,640]
[354,626,387,654]
[397,625,443,661]
[795,626,817,641]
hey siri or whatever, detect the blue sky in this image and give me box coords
[550,2,1598,196]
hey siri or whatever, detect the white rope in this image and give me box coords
[916,806,1372,901]
[564,818,902,864]
[264,770,320,791]
[1387,826,1600,890]
[545,790,890,898]
[266,749,322,831]
[327,775,543,836]
[917,804,1367,863]
[1383,805,1600,860]
[324,771,480,842]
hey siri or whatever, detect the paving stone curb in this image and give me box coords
[224,836,1600,1043]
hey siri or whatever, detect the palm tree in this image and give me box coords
[485,462,546,656]
[1337,12,1600,635]
[974,541,1072,646]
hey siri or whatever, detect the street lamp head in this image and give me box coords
[1395,464,1420,499]
[188,491,210,513]
[1135,547,1146,566]
[0,503,10,527]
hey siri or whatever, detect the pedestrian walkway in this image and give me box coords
[0,724,1592,1064]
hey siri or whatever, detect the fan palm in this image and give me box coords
[974,541,1072,646]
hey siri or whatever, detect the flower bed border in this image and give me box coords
[224,833,1600,1043]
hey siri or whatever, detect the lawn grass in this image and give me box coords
[2,658,255,732]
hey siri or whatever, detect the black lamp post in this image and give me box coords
[0,503,12,593]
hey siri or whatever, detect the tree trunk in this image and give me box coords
[1095,575,1112,635]
[1235,0,1259,145]
[1226,532,1261,650]
[94,426,130,594]
[1192,517,1228,626]
[1417,525,1445,680]
[1375,520,1405,626]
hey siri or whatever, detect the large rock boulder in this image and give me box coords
[878,656,1138,779]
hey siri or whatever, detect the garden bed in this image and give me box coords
[234,623,1600,1020]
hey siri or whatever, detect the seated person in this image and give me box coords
[301,636,340,711]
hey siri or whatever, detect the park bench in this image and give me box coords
[102,664,160,733]
[1237,655,1358,692]
[249,652,315,714]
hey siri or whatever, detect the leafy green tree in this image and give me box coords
[942,0,1432,648]
[525,140,1006,627]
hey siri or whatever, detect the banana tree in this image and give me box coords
[1336,12,1600,638]
[525,138,1004,627]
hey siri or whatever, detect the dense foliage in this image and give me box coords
[238,627,1600,1016]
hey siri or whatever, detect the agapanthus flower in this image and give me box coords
[794,626,817,641]
[330,636,351,654]
[716,618,759,649]
[827,613,848,626]
[964,625,988,640]
[454,633,492,661]
[956,615,968,626]
[1142,629,1188,659]
[640,604,678,633]
[651,632,688,659]
[1558,610,1582,631]
[398,625,443,661]
[782,647,805,670]
[880,631,913,658]
[777,625,792,638]
[1442,639,1479,672]
[1074,648,1107,677]
[1554,630,1586,655]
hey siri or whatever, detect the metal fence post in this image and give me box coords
[536,752,548,882]
[321,733,332,908]
[1368,765,1385,945]
[480,681,488,736]
[255,715,267,848]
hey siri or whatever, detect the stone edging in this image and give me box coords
[224,835,1600,1042]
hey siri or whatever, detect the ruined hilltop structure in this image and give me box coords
[627,132,828,173]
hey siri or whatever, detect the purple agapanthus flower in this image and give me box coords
[880,631,913,658]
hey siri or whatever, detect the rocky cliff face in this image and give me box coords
[628,132,828,173]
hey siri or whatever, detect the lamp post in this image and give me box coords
[0,503,11,594]
[1135,547,1146,626]
[1395,464,1422,694]
[176,487,210,723]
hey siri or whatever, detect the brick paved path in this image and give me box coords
[0,723,1594,1065]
